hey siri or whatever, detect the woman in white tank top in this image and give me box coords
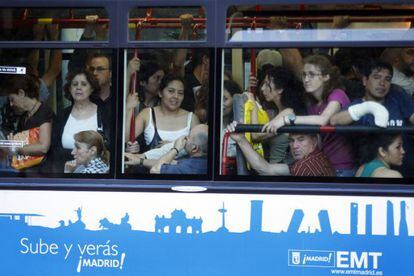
[50,69,104,173]
[59,69,102,150]
[125,74,200,152]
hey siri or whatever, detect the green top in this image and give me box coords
[359,159,386,177]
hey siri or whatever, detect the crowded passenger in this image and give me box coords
[125,74,200,154]
[194,82,210,124]
[126,57,165,112]
[226,122,334,176]
[149,124,208,174]
[0,74,53,171]
[356,134,404,178]
[182,49,210,112]
[381,48,414,96]
[247,66,306,164]
[330,60,414,177]
[64,130,109,174]
[263,55,355,176]
[333,48,373,101]
[84,52,113,130]
[51,68,109,172]
[220,79,243,173]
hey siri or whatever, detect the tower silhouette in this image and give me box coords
[365,205,372,235]
[216,202,228,233]
[387,201,395,236]
[399,201,408,236]
[318,210,332,235]
[288,210,304,233]
[250,200,263,232]
[350,203,358,235]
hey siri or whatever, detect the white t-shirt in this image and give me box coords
[392,67,414,96]
[61,113,98,149]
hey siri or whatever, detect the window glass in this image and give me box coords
[122,48,211,177]
[128,7,206,41]
[226,4,414,42]
[0,8,109,41]
[219,47,414,180]
[0,48,115,176]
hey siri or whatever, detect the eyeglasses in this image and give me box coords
[301,72,322,80]
[88,66,109,72]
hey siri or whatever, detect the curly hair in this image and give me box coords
[303,55,343,105]
[63,68,100,101]
[265,66,307,115]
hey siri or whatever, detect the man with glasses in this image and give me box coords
[87,53,112,104]
[67,15,113,123]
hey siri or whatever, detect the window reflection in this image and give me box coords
[128,7,206,41]
[0,8,108,41]
[226,5,414,42]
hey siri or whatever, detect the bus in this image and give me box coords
[0,0,413,275]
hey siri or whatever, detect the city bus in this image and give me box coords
[0,0,413,275]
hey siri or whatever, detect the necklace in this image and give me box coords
[27,101,40,118]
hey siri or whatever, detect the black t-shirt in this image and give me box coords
[91,94,112,126]
[18,103,53,131]
[182,73,201,112]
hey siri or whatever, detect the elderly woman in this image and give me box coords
[64,130,109,173]
[51,68,109,172]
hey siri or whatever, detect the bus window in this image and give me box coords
[0,8,109,41]
[226,4,414,43]
[0,47,116,177]
[128,7,206,41]
[220,47,414,180]
[122,48,212,177]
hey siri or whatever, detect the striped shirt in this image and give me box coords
[289,149,334,177]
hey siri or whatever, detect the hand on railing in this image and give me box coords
[127,56,141,79]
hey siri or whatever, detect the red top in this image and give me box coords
[289,149,335,177]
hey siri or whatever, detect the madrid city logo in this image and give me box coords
[291,251,301,265]
[288,249,382,270]
[288,250,335,267]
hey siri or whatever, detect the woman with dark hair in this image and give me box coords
[220,79,243,173]
[52,68,109,171]
[1,74,53,170]
[125,74,200,153]
[248,66,306,163]
[126,57,165,112]
[264,55,355,176]
[356,134,404,178]
[64,130,109,174]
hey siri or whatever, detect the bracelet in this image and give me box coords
[171,147,179,155]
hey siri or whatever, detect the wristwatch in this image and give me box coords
[286,114,296,125]
[139,158,145,166]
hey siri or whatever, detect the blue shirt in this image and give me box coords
[350,87,414,177]
[161,156,207,174]
[351,87,414,127]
